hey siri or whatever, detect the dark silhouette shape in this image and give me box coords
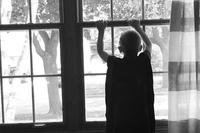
[96,20,155,133]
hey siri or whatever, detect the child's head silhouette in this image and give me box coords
[118,30,142,56]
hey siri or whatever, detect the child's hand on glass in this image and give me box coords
[96,20,107,31]
[129,19,140,28]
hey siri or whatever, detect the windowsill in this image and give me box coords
[76,120,168,133]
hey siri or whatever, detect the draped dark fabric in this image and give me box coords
[169,0,200,133]
[105,51,155,133]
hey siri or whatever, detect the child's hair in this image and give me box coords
[119,30,141,53]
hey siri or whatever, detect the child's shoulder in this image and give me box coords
[108,55,123,61]
[107,55,123,66]
[138,50,151,61]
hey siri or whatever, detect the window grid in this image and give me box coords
[142,0,145,20]
[84,71,168,76]
[28,0,35,123]
[28,0,33,24]
[0,0,63,124]
[110,0,114,20]
[80,0,170,123]
[80,0,170,73]
[0,29,62,124]
[29,31,36,123]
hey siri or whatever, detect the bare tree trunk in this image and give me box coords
[33,31,61,116]
[43,57,61,115]
[46,73,61,115]
[43,33,61,116]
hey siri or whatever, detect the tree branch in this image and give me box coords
[51,30,59,47]
[49,30,59,60]
[51,30,59,41]
[33,33,45,58]
[39,30,50,45]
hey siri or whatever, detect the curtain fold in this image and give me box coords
[169,0,200,133]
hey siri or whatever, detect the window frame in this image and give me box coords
[78,0,170,132]
[0,0,69,132]
[0,0,170,132]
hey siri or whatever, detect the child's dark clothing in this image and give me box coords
[105,51,155,133]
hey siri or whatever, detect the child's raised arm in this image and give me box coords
[96,21,109,62]
[130,20,152,59]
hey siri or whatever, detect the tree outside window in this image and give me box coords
[0,0,62,123]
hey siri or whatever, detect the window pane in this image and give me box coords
[3,78,32,123]
[83,28,111,74]
[82,0,111,21]
[0,31,30,76]
[154,73,168,119]
[85,75,106,121]
[145,26,170,72]
[145,0,172,19]
[34,77,62,122]
[0,0,29,24]
[31,0,60,23]
[114,26,132,58]
[113,0,142,20]
[32,29,61,75]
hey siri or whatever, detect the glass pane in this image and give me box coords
[114,26,132,58]
[154,73,168,119]
[85,75,106,121]
[0,0,29,24]
[0,31,30,76]
[82,0,111,21]
[145,25,170,72]
[31,0,60,23]
[34,77,62,122]
[145,0,172,19]
[32,29,61,75]
[113,0,142,20]
[83,28,111,74]
[3,78,32,123]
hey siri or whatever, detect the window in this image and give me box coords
[80,0,171,124]
[0,0,171,132]
[0,0,63,125]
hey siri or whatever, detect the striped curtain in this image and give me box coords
[169,0,200,133]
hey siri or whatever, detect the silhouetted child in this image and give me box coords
[96,20,155,133]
